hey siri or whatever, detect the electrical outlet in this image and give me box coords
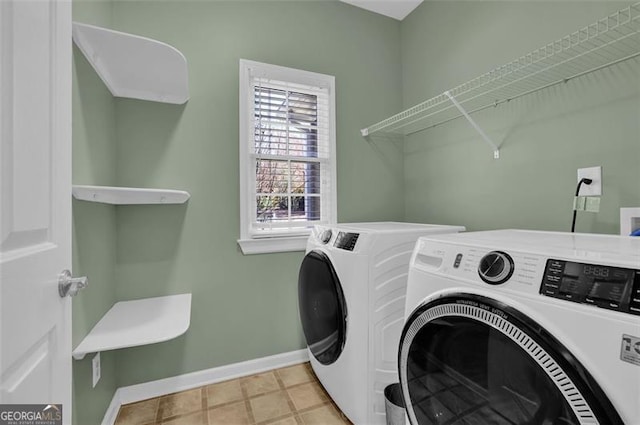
[585,197,601,213]
[92,353,101,388]
[577,166,602,196]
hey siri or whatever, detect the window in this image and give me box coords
[238,60,336,254]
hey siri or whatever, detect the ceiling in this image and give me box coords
[339,0,424,21]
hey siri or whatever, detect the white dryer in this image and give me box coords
[399,230,640,425]
[298,222,465,425]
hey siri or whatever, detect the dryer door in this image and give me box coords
[398,294,622,425]
[298,250,347,365]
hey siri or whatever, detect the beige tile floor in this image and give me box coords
[114,363,353,425]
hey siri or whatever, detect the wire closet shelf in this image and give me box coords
[361,3,640,142]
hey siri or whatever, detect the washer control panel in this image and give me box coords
[540,259,640,316]
[334,232,359,251]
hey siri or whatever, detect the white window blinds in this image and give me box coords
[239,60,336,241]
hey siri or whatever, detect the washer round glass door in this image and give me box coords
[298,250,347,365]
[398,294,622,425]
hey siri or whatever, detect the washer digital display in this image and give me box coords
[540,259,640,316]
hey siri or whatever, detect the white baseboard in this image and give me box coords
[101,349,309,425]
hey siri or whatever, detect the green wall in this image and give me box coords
[108,1,403,386]
[401,1,640,233]
[72,1,118,425]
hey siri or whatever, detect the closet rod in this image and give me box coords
[404,50,640,137]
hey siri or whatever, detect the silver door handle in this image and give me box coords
[58,270,88,298]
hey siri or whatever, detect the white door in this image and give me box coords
[0,0,72,422]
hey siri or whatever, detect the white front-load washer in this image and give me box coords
[298,222,465,425]
[399,230,640,425]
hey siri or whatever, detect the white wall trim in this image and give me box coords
[237,235,308,255]
[101,349,309,425]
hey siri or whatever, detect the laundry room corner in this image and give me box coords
[71,1,119,425]
[72,0,407,395]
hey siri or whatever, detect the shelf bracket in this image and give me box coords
[444,91,500,159]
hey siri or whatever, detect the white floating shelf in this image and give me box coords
[73,294,192,360]
[72,185,190,205]
[72,22,189,104]
[361,3,640,140]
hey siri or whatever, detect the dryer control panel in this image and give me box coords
[540,259,640,316]
[334,232,359,251]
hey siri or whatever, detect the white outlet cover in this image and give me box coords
[577,166,602,196]
[92,352,101,388]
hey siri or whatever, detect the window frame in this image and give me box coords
[238,59,337,255]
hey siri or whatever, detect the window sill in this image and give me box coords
[237,236,308,255]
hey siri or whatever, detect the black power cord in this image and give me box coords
[571,178,593,233]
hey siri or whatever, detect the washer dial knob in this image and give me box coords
[478,251,514,285]
[319,229,332,244]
